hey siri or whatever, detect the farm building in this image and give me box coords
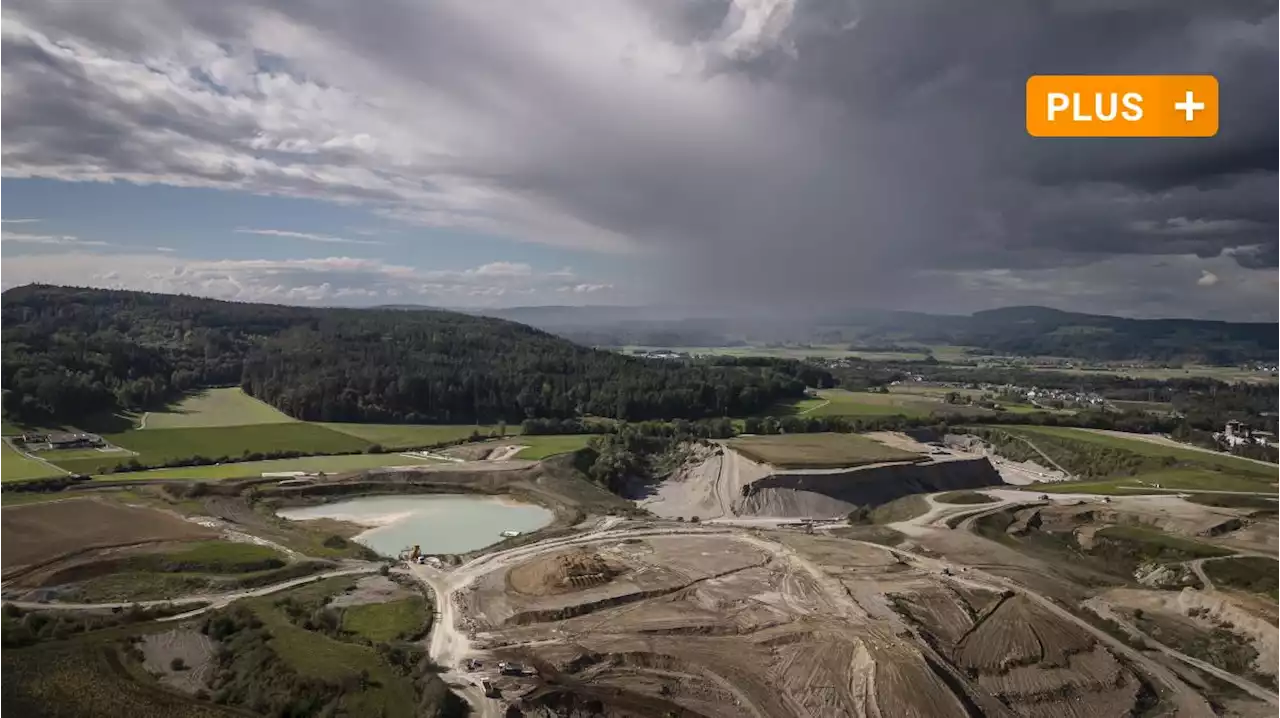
[22,431,105,450]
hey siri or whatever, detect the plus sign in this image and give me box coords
[1174,90,1205,122]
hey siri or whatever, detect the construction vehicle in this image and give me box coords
[481,678,498,698]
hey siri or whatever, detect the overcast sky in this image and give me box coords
[2,0,1276,320]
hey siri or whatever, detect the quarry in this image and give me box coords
[3,431,1277,718]
[638,431,1007,520]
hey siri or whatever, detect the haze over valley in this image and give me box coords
[2,1,1277,717]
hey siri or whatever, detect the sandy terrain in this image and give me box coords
[1091,586,1279,684]
[141,628,216,693]
[398,519,1229,718]
[643,442,1005,521]
[945,435,1070,484]
[638,444,767,520]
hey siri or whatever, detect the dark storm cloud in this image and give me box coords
[1,0,1275,318]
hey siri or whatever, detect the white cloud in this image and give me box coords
[1197,270,1220,287]
[1129,217,1263,236]
[1,218,41,224]
[235,228,383,245]
[565,283,615,293]
[0,251,609,307]
[0,0,1272,318]
[155,246,177,252]
[1,231,110,247]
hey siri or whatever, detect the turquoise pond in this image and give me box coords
[276,494,553,555]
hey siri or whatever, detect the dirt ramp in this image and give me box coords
[736,457,1004,518]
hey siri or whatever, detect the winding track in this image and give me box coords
[3,565,379,619]
[404,519,1225,717]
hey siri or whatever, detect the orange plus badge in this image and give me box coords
[1026,75,1218,138]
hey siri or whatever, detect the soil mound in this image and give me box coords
[736,456,1003,518]
[508,549,623,597]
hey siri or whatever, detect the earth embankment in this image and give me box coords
[736,456,1004,518]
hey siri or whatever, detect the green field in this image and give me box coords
[2,442,66,482]
[53,423,373,475]
[991,425,1277,496]
[613,343,975,362]
[141,388,296,429]
[728,432,921,469]
[934,490,997,505]
[341,597,429,642]
[91,452,441,481]
[135,540,286,572]
[1202,557,1279,599]
[38,447,136,461]
[1032,470,1273,497]
[512,434,598,459]
[322,423,503,449]
[798,389,938,418]
[1110,400,1177,414]
[1094,525,1234,561]
[1002,426,1276,478]
[244,580,417,715]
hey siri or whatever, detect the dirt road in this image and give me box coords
[3,565,379,619]
[1084,597,1278,706]
[406,507,1250,718]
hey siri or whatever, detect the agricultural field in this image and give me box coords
[2,498,217,575]
[118,541,287,573]
[795,389,939,418]
[322,422,504,449]
[513,434,598,459]
[1,441,66,482]
[92,452,441,481]
[1109,399,1177,414]
[140,388,296,429]
[728,432,920,469]
[1049,364,1277,384]
[51,423,373,475]
[613,343,975,362]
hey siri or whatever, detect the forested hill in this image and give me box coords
[475,305,1277,363]
[1,286,827,424]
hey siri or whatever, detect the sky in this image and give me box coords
[1,0,1276,320]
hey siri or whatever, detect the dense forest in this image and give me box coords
[1,286,826,424]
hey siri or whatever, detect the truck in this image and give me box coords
[480,679,498,698]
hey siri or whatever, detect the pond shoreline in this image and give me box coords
[276,494,555,556]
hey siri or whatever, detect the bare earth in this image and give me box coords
[1,498,216,576]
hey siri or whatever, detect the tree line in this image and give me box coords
[1,286,826,425]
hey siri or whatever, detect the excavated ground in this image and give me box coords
[456,529,1213,718]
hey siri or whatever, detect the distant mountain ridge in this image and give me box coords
[469,304,1277,364]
